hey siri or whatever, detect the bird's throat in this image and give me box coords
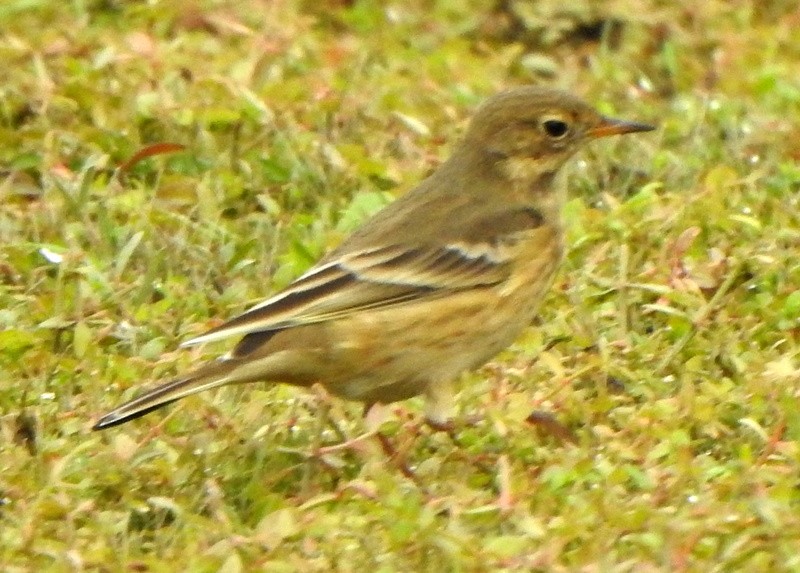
[494,157,565,227]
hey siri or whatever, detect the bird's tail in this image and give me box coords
[92,359,242,430]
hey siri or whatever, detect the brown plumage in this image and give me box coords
[93,87,653,431]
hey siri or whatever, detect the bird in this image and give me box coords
[92,86,654,432]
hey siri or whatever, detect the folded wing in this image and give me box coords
[182,241,512,347]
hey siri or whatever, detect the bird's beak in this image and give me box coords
[588,117,655,139]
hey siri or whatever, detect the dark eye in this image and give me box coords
[542,118,570,139]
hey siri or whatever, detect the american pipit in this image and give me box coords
[93,86,653,432]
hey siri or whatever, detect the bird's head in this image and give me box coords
[461,86,654,182]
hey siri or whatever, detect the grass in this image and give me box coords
[1,0,799,570]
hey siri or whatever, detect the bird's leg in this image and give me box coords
[423,379,466,443]
[422,381,500,473]
[423,379,455,429]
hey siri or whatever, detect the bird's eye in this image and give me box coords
[542,118,570,139]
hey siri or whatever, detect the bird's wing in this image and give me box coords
[182,241,511,346]
[182,204,546,347]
